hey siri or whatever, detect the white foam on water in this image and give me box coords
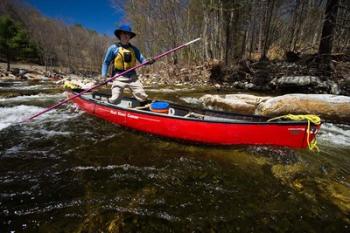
[0,104,82,131]
[1,105,83,157]
[0,84,42,90]
[35,129,72,137]
[3,144,24,155]
[0,81,22,85]
[0,93,64,103]
[0,105,45,130]
[39,108,83,124]
[318,123,350,147]
[10,199,83,216]
[72,164,157,172]
[72,165,121,172]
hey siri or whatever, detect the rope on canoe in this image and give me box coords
[267,114,321,152]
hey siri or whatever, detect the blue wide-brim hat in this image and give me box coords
[114,24,136,39]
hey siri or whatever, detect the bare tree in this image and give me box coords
[319,0,339,56]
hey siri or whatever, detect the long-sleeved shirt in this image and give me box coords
[101,43,146,78]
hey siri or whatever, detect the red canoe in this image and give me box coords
[69,91,321,149]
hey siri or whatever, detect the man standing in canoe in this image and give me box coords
[101,24,154,104]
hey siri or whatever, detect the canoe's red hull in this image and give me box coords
[70,93,321,149]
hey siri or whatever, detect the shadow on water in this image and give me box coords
[0,84,349,232]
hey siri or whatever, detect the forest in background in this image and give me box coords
[0,0,349,75]
[116,0,349,65]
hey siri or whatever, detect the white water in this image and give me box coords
[0,105,45,130]
[0,104,84,158]
[318,123,350,148]
[0,103,82,131]
[0,93,64,103]
[0,84,55,90]
[72,164,158,172]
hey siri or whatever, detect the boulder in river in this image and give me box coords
[200,94,271,115]
[199,93,350,123]
[256,94,350,123]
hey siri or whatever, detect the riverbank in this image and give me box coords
[2,57,350,96]
[141,56,350,96]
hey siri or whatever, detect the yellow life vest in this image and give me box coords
[114,44,137,71]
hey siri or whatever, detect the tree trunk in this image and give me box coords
[233,6,240,59]
[318,0,339,55]
[249,1,256,59]
[261,0,275,60]
[219,2,224,61]
[224,10,233,65]
[288,0,299,51]
[293,0,306,51]
[249,21,256,59]
[202,4,209,60]
[257,1,265,54]
[241,30,248,59]
[6,47,11,71]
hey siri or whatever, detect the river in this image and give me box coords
[0,80,349,233]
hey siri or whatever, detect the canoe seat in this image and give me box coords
[134,104,151,110]
[203,115,247,123]
[184,112,248,122]
[184,112,205,119]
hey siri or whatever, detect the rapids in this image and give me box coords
[0,81,349,232]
